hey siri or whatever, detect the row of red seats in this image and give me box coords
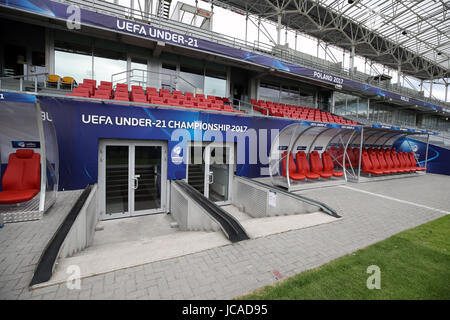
[328,146,427,173]
[66,79,243,113]
[281,150,344,181]
[361,148,426,175]
[252,99,357,125]
[329,146,361,168]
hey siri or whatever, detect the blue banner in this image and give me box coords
[0,91,36,103]
[37,96,360,190]
[394,138,450,176]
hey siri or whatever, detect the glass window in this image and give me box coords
[259,82,280,102]
[180,64,204,94]
[317,91,331,111]
[334,92,347,116]
[93,48,126,84]
[347,97,358,116]
[204,76,226,97]
[358,98,368,118]
[280,86,300,105]
[55,50,92,84]
[161,63,177,91]
[204,63,227,97]
[130,57,148,87]
[299,91,315,108]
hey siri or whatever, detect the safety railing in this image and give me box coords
[111,68,198,95]
[0,73,49,93]
[52,0,450,109]
[342,111,450,134]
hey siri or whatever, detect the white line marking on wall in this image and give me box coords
[340,185,449,215]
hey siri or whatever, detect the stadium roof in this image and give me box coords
[214,0,450,81]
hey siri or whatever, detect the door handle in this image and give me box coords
[133,176,139,189]
[208,171,214,184]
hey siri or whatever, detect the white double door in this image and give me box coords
[99,140,167,220]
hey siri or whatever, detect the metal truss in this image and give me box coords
[213,0,449,80]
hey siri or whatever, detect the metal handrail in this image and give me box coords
[343,111,450,134]
[110,68,260,112]
[0,72,49,80]
[0,72,49,93]
[51,0,450,109]
[111,69,198,94]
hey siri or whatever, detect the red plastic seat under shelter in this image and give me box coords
[375,149,394,174]
[408,152,426,171]
[382,149,399,173]
[309,151,332,178]
[281,152,306,181]
[400,152,417,172]
[0,149,41,204]
[321,151,344,177]
[295,151,320,179]
[369,150,390,174]
[361,150,383,175]
[393,150,413,172]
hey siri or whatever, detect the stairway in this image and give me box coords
[157,0,172,19]
[187,164,205,195]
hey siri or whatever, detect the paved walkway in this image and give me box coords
[1,174,448,300]
[0,190,82,300]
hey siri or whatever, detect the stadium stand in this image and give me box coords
[65,79,244,113]
[251,99,357,125]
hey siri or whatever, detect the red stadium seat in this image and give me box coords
[352,147,361,166]
[100,81,112,88]
[408,152,426,171]
[295,151,320,179]
[347,147,357,166]
[164,98,179,106]
[0,149,41,204]
[337,146,350,167]
[400,152,416,172]
[115,83,129,92]
[309,151,332,178]
[183,101,194,108]
[329,146,340,166]
[393,150,413,172]
[376,150,394,174]
[389,149,408,173]
[159,88,170,96]
[321,151,344,177]
[281,152,306,181]
[369,150,389,174]
[361,151,383,175]
[148,96,163,105]
[382,149,399,173]
[146,87,158,96]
